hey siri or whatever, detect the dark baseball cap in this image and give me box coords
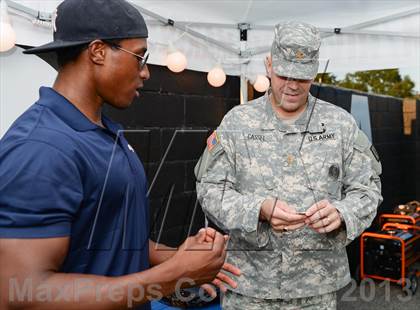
[24,0,148,55]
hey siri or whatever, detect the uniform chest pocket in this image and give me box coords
[299,147,343,200]
[236,131,279,191]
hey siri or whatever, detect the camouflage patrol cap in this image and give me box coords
[271,21,321,80]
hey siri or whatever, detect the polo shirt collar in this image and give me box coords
[36,87,122,134]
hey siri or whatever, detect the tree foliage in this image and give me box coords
[315,73,338,85]
[316,69,416,98]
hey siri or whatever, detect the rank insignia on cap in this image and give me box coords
[206,131,219,152]
[295,50,305,60]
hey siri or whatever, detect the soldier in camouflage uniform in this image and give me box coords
[195,21,382,309]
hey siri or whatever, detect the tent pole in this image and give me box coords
[345,7,420,30]
[6,0,51,20]
[129,2,240,55]
[337,29,419,39]
[239,23,250,104]
[240,75,248,104]
[322,7,420,39]
[145,20,238,29]
[250,27,420,56]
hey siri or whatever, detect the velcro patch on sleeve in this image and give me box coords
[206,131,220,152]
[195,131,225,181]
[354,129,382,175]
[354,129,370,152]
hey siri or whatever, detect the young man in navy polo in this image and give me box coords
[0,0,239,309]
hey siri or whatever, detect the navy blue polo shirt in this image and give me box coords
[0,87,151,309]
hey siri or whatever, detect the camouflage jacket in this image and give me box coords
[195,93,382,299]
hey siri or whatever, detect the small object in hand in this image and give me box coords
[282,227,288,232]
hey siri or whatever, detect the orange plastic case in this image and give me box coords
[359,202,420,294]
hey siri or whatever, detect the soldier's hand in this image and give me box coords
[260,198,307,232]
[305,199,342,233]
[200,262,241,298]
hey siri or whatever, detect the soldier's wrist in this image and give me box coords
[259,201,268,221]
[260,199,275,222]
[337,210,345,226]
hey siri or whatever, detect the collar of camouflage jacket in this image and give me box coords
[262,92,325,134]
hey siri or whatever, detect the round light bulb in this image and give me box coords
[0,22,16,52]
[166,51,187,73]
[253,74,270,93]
[207,67,226,87]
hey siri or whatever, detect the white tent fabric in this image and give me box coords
[5,0,420,78]
[1,0,420,136]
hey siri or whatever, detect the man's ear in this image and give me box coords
[265,55,272,78]
[88,40,107,65]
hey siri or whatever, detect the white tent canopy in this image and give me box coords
[1,0,420,136]
[5,0,420,77]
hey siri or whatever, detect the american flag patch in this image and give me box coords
[206,131,219,152]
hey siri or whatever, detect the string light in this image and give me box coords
[0,0,16,52]
[166,50,187,73]
[207,66,226,87]
[253,74,270,92]
[165,39,188,73]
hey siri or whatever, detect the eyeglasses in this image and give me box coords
[106,42,149,70]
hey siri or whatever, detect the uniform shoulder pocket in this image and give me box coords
[354,129,382,175]
[194,133,224,181]
[354,129,370,152]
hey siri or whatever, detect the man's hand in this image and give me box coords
[0,230,232,309]
[172,228,227,288]
[305,199,342,233]
[199,228,241,298]
[260,198,307,232]
[200,262,241,298]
